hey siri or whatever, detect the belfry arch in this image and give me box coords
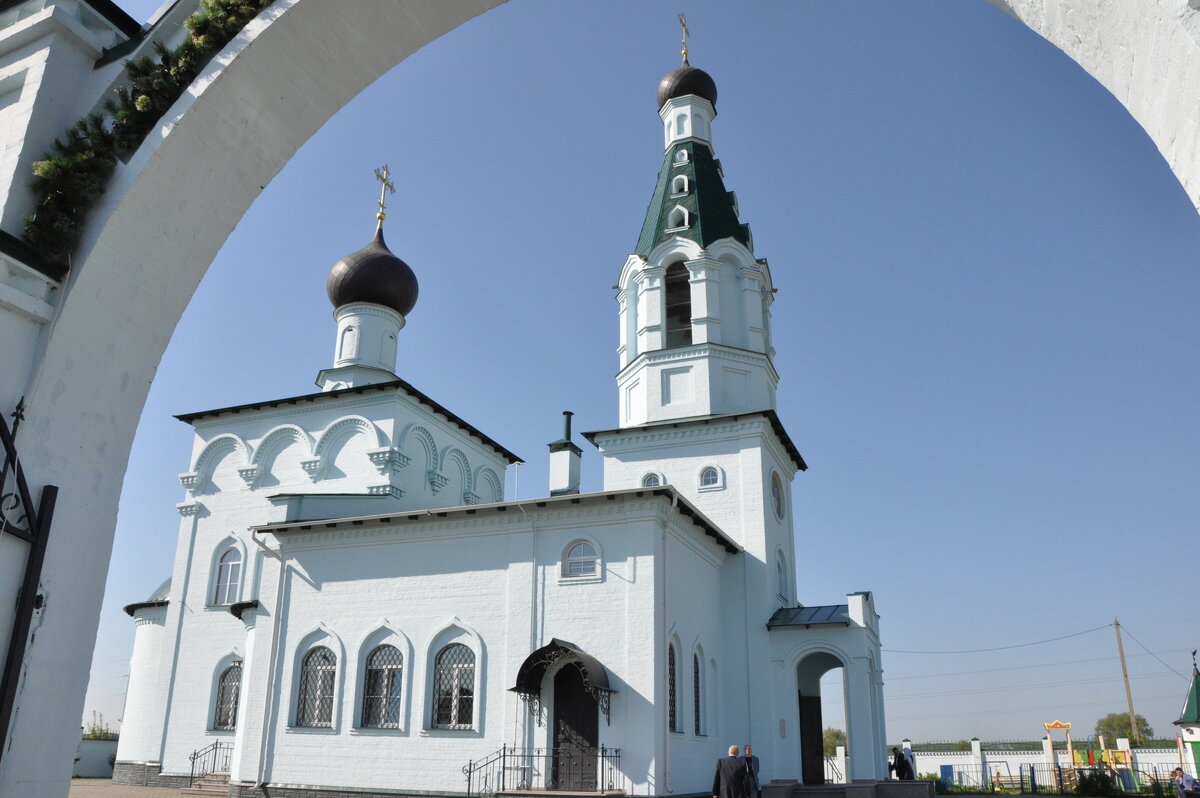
[2,1,1199,795]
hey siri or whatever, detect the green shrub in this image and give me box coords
[1075,770,1119,797]
[22,0,275,264]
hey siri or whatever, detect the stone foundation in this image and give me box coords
[227,784,463,798]
[111,761,192,788]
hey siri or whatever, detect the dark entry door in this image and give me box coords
[552,664,598,790]
[798,693,825,785]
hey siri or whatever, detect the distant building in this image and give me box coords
[115,56,889,798]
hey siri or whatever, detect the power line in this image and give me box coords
[887,671,1179,701]
[887,693,1182,722]
[884,649,1191,681]
[1118,623,1189,681]
[884,623,1112,655]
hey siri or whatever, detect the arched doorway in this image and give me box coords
[797,652,846,786]
[552,663,599,791]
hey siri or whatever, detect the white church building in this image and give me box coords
[114,58,889,798]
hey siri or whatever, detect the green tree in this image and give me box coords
[1094,712,1153,744]
[824,727,847,755]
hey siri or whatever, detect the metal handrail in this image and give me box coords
[465,745,622,797]
[189,741,234,786]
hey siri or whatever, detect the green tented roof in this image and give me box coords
[1176,667,1200,726]
[635,140,751,257]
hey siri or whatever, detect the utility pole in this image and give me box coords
[1114,618,1140,745]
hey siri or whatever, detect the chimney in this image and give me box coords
[548,411,582,496]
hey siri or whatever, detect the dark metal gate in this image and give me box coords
[0,401,59,764]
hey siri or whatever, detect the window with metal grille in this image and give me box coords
[296,646,336,727]
[564,541,598,577]
[361,645,403,728]
[213,662,241,730]
[213,548,241,605]
[432,643,475,729]
[693,654,703,735]
[664,263,692,347]
[668,644,679,732]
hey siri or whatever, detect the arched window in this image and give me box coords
[674,148,689,164]
[664,262,692,348]
[675,112,688,137]
[564,541,598,577]
[700,466,719,487]
[213,548,241,605]
[693,653,704,735]
[212,662,241,730]
[671,175,689,195]
[362,645,403,728]
[296,646,336,727]
[776,553,789,603]
[666,206,688,230]
[668,643,680,732]
[432,643,475,729]
[642,473,661,488]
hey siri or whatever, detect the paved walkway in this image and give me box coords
[69,779,182,797]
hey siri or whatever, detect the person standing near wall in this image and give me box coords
[743,745,761,798]
[714,745,752,798]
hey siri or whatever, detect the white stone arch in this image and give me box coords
[352,621,414,732]
[288,624,346,730]
[646,236,703,270]
[313,416,384,460]
[398,424,439,474]
[207,649,244,733]
[252,424,313,467]
[473,467,502,503]
[422,617,485,731]
[251,424,313,488]
[439,448,470,484]
[192,434,252,483]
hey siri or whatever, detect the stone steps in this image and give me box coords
[181,772,230,796]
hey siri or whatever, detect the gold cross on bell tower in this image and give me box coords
[374,164,395,228]
[678,14,690,65]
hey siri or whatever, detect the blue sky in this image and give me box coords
[84,0,1199,744]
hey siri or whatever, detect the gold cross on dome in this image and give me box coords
[678,14,690,65]
[374,164,395,223]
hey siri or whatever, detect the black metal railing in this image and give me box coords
[189,741,234,785]
[465,744,622,796]
[0,402,58,768]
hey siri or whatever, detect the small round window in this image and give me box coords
[770,473,785,519]
[700,467,719,487]
[642,473,661,487]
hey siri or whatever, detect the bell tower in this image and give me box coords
[615,56,776,428]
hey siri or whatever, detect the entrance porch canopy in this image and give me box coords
[510,638,616,724]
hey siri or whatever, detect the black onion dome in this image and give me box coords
[326,227,418,316]
[656,64,717,110]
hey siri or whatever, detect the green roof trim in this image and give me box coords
[634,141,751,257]
[1176,667,1200,726]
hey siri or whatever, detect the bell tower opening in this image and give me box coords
[663,262,692,348]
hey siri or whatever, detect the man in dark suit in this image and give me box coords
[743,745,761,798]
[714,745,752,798]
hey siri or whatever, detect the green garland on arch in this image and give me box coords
[21,0,275,265]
